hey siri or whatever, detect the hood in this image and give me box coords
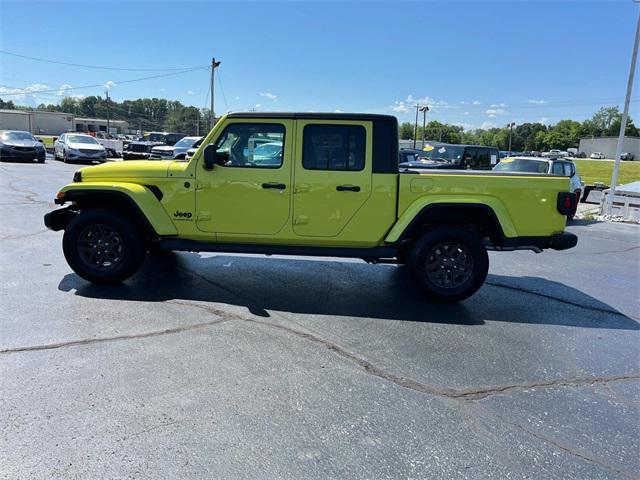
[68,141,104,150]
[3,139,41,148]
[79,160,173,180]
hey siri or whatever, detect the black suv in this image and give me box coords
[399,143,500,170]
[122,132,185,160]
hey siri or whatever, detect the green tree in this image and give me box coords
[399,122,414,139]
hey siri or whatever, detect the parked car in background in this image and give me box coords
[399,143,500,170]
[185,138,205,161]
[493,156,582,218]
[54,133,107,163]
[0,130,46,163]
[122,132,186,160]
[590,152,605,159]
[620,152,635,161]
[543,149,568,158]
[399,148,428,164]
[150,136,203,160]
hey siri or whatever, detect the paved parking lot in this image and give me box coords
[1,159,639,479]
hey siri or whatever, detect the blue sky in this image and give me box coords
[1,0,638,130]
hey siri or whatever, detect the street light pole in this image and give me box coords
[420,105,429,148]
[413,105,419,149]
[507,122,515,153]
[607,11,639,215]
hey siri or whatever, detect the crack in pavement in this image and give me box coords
[488,407,639,480]
[0,300,238,354]
[0,228,49,242]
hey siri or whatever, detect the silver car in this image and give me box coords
[54,133,107,163]
[149,136,203,160]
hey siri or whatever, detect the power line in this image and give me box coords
[216,70,229,111]
[0,50,208,72]
[0,67,208,96]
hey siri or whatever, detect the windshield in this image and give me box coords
[1,131,36,142]
[144,133,166,142]
[174,137,199,148]
[494,158,549,173]
[418,145,465,164]
[67,135,99,145]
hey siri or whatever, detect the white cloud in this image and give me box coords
[463,111,470,116]
[485,107,508,117]
[538,117,550,124]
[159,88,166,92]
[254,103,262,109]
[233,95,240,100]
[489,103,507,108]
[528,99,547,104]
[56,84,73,96]
[0,83,49,104]
[392,101,410,113]
[334,109,344,113]
[391,95,451,115]
[104,80,116,89]
[481,121,497,129]
[472,100,481,105]
[453,122,475,130]
[260,92,277,101]
[187,90,194,95]
[459,101,468,105]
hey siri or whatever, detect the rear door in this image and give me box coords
[292,120,372,237]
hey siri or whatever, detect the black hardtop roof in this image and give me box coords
[227,112,396,122]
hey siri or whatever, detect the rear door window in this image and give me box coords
[302,124,366,171]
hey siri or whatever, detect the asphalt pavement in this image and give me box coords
[1,158,639,479]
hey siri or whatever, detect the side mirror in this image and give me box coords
[203,144,217,170]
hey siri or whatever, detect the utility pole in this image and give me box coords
[105,90,110,137]
[413,105,419,149]
[608,11,639,215]
[507,122,515,153]
[420,105,429,147]
[210,57,221,129]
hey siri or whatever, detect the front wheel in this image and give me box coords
[63,208,146,283]
[408,226,489,302]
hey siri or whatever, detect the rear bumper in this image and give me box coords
[502,232,578,251]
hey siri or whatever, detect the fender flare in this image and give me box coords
[385,198,517,244]
[55,183,178,236]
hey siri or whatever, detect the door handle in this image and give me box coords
[262,182,286,190]
[336,185,360,192]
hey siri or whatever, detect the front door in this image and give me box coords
[292,120,372,237]
[195,120,293,236]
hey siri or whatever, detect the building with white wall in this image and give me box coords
[579,136,639,160]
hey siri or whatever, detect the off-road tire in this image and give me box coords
[408,225,489,302]
[63,208,146,283]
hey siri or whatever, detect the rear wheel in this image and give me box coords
[63,208,146,283]
[408,225,488,302]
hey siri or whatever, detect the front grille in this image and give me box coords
[128,144,149,153]
[13,146,35,152]
[79,149,99,155]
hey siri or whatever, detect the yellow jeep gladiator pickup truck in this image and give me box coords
[45,112,577,302]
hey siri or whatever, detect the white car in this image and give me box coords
[590,152,605,159]
[54,133,107,163]
[149,136,203,160]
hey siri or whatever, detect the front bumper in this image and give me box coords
[1,149,46,161]
[44,207,76,231]
[123,152,150,160]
